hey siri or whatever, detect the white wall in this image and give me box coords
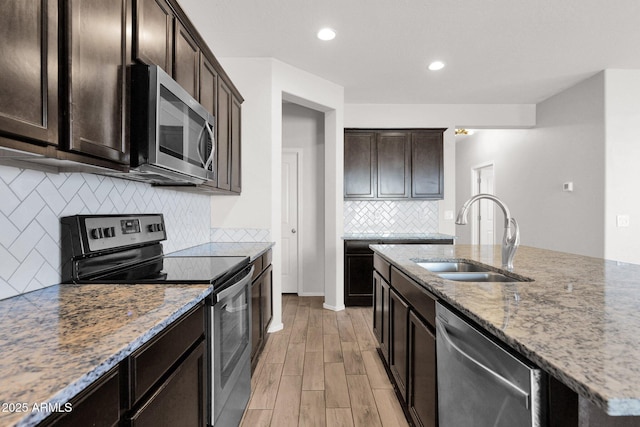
[344,103,537,236]
[282,103,325,295]
[455,73,606,258]
[604,70,640,263]
[213,58,345,325]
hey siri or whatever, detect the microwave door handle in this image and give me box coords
[196,125,206,166]
[204,122,215,174]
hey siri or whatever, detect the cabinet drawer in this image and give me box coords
[373,254,391,282]
[251,257,263,281]
[391,267,436,328]
[262,248,272,267]
[345,240,375,254]
[129,303,205,405]
[129,341,207,427]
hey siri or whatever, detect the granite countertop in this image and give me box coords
[343,233,455,241]
[167,241,274,261]
[0,283,212,427]
[370,244,640,416]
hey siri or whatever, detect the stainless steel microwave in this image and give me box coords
[129,64,215,185]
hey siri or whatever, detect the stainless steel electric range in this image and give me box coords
[61,214,253,427]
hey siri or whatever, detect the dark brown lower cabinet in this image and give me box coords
[250,250,273,371]
[41,367,120,427]
[372,261,438,427]
[408,311,437,427]
[41,303,206,427]
[389,288,409,402]
[372,270,384,343]
[128,341,206,427]
[345,239,453,306]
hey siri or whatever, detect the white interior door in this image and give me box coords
[281,151,299,293]
[472,164,495,245]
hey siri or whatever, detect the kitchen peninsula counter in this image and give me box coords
[370,243,640,417]
[0,283,212,427]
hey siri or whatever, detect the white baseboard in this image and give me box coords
[322,302,346,312]
[267,322,284,333]
[297,292,325,297]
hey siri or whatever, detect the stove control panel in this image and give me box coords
[66,214,166,253]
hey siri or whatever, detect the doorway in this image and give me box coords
[471,164,495,245]
[281,150,301,293]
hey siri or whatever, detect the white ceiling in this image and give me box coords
[178,0,640,104]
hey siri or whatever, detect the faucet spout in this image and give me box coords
[455,193,520,270]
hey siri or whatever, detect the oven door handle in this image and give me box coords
[215,266,254,302]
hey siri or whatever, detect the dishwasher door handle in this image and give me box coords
[436,319,530,409]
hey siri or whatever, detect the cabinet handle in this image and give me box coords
[291,228,297,234]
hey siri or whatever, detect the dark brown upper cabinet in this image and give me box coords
[344,131,376,198]
[230,96,242,193]
[344,128,445,200]
[411,131,444,198]
[0,1,58,146]
[134,0,174,74]
[377,131,411,198]
[216,79,232,191]
[173,20,199,99]
[64,0,130,164]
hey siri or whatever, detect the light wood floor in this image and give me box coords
[241,295,409,427]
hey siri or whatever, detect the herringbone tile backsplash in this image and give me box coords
[344,200,439,234]
[0,165,211,300]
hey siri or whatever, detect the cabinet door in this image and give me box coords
[251,276,262,364]
[372,271,383,343]
[0,0,58,145]
[129,341,207,427]
[261,265,273,334]
[344,253,374,306]
[42,367,119,427]
[389,288,409,402]
[377,131,411,198]
[216,79,231,190]
[173,20,199,99]
[408,311,437,427]
[134,0,173,73]
[380,278,390,363]
[230,94,242,193]
[411,131,444,199]
[65,0,129,164]
[344,131,376,198]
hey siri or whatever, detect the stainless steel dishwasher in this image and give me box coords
[436,303,547,427]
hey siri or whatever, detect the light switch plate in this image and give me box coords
[617,214,630,227]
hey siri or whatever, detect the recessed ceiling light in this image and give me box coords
[428,61,445,71]
[317,28,336,41]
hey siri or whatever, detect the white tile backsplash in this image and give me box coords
[344,200,439,234]
[211,228,271,242]
[0,165,211,300]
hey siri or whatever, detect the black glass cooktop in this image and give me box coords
[84,256,250,287]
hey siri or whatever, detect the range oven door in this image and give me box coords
[210,265,254,426]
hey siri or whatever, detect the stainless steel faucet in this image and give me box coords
[455,193,520,270]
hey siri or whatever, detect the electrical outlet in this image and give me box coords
[444,210,454,220]
[617,215,630,228]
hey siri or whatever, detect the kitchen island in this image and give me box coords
[371,243,640,424]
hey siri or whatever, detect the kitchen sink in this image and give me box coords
[415,260,529,282]
[416,261,490,273]
[437,272,521,282]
